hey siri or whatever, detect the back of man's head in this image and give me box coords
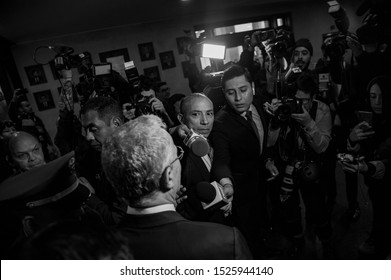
[221,64,252,90]
[81,96,122,125]
[101,115,173,206]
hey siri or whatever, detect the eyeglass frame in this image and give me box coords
[161,145,184,176]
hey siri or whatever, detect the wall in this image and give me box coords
[10,0,365,140]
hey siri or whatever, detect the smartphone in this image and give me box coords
[356,110,373,126]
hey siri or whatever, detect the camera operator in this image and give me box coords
[264,37,316,101]
[340,75,391,259]
[265,72,333,258]
[123,75,175,127]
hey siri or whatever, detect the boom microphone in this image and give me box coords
[48,45,74,55]
[195,181,228,212]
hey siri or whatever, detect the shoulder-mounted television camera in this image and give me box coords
[253,28,294,58]
[52,47,92,74]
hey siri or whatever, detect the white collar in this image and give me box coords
[126,203,176,215]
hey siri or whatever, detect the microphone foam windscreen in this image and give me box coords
[195,182,216,203]
[191,138,210,157]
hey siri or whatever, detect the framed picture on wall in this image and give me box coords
[176,36,191,55]
[33,89,55,111]
[144,66,161,82]
[25,64,47,85]
[99,48,130,63]
[138,42,156,61]
[159,51,176,70]
[99,48,130,80]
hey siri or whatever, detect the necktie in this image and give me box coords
[246,110,260,141]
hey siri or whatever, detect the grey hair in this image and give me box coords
[101,115,174,206]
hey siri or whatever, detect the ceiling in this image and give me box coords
[0,0,300,45]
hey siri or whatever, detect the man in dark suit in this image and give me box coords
[175,93,231,224]
[101,114,252,260]
[210,65,269,258]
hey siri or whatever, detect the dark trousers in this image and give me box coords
[280,178,332,242]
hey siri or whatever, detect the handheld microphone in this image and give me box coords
[195,181,228,212]
[183,130,210,157]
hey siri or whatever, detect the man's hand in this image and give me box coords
[169,124,191,140]
[149,97,166,114]
[175,186,187,205]
[349,121,375,142]
[291,104,312,127]
[340,156,368,174]
[222,183,234,200]
[265,159,279,180]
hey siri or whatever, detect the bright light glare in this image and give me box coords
[202,44,226,59]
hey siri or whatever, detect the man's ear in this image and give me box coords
[110,116,122,128]
[160,165,175,192]
[22,216,36,237]
[177,113,184,124]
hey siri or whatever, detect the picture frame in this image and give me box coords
[159,51,176,70]
[99,48,130,80]
[99,48,130,63]
[144,66,161,82]
[33,89,55,111]
[138,42,156,61]
[25,64,47,85]
[176,36,191,55]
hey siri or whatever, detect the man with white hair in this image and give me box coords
[101,114,251,259]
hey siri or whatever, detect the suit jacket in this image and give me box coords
[177,144,227,224]
[209,96,269,241]
[210,96,269,203]
[118,211,252,260]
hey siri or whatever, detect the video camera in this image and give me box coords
[134,95,154,116]
[253,28,294,58]
[276,97,303,122]
[52,46,92,74]
[322,31,351,59]
[323,1,351,59]
[265,96,303,122]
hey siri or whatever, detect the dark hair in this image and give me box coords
[19,220,133,259]
[296,72,318,96]
[81,96,122,125]
[221,64,252,90]
[0,120,16,133]
[169,94,185,107]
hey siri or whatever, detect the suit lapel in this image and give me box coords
[188,152,210,181]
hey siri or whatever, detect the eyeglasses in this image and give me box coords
[168,145,184,166]
[161,146,184,178]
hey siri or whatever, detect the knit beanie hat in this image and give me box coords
[295,38,313,56]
